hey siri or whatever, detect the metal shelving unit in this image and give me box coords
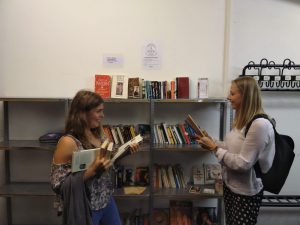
[149,98,227,225]
[1,97,228,225]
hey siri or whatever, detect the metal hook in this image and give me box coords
[291,81,296,88]
[285,81,291,88]
[259,58,268,76]
[259,81,264,88]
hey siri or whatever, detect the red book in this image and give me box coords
[95,75,111,99]
[176,77,189,99]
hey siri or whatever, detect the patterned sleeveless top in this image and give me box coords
[50,134,113,214]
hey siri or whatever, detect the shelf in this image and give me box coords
[105,99,150,103]
[153,98,227,103]
[0,97,68,102]
[7,224,60,225]
[0,140,56,151]
[0,182,151,199]
[153,188,223,199]
[0,182,55,197]
[152,143,207,152]
[113,187,150,199]
[261,195,300,207]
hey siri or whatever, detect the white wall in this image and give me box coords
[228,1,300,223]
[229,0,300,194]
[0,0,226,98]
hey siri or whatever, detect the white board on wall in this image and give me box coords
[0,0,226,98]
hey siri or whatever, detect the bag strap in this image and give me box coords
[244,113,271,178]
[244,114,270,137]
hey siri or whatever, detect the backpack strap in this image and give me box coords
[244,113,270,137]
[244,113,272,179]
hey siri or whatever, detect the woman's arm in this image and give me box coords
[53,136,77,164]
[52,136,111,181]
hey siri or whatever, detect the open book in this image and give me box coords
[71,134,143,173]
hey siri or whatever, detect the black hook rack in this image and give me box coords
[240,58,300,91]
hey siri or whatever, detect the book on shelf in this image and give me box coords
[128,77,143,98]
[95,74,111,99]
[153,208,169,225]
[214,178,223,195]
[194,207,218,225]
[134,166,150,186]
[137,124,151,143]
[122,208,148,225]
[170,80,176,99]
[197,78,209,99]
[176,77,189,99]
[204,163,222,184]
[169,200,193,225]
[192,165,205,185]
[71,134,143,172]
[123,165,135,186]
[111,75,129,99]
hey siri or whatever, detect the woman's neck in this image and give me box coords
[85,129,101,148]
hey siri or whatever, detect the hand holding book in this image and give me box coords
[72,135,143,173]
[197,136,218,152]
[186,114,217,152]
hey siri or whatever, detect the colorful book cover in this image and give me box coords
[128,77,142,98]
[194,207,218,225]
[169,200,193,225]
[153,208,169,225]
[94,74,111,99]
[111,75,128,99]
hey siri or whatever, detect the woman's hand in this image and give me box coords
[129,142,139,154]
[84,154,112,180]
[196,136,218,152]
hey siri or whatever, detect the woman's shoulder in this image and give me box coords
[53,136,79,164]
[58,135,77,146]
[251,117,273,133]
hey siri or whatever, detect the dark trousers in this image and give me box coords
[223,184,263,225]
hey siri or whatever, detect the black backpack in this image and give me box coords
[245,114,295,194]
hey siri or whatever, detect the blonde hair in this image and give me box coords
[232,76,264,129]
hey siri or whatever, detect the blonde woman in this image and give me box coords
[197,76,275,225]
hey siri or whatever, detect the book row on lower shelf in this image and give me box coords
[113,165,150,188]
[121,201,220,225]
[154,201,219,225]
[153,163,222,189]
[112,163,223,195]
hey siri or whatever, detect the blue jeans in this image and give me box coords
[92,197,122,225]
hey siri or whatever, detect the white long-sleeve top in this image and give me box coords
[215,118,275,196]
